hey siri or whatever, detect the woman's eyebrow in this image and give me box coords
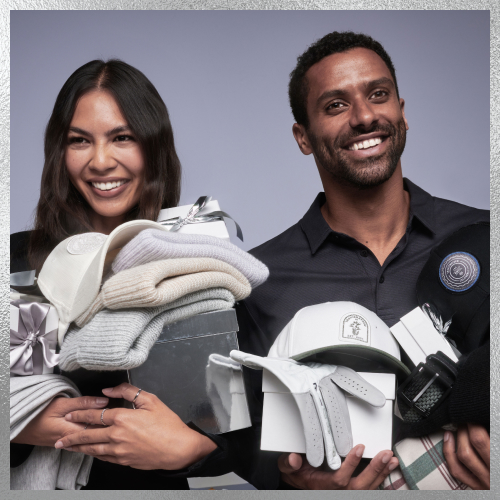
[68,125,131,137]
[106,125,131,137]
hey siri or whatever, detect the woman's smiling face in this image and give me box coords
[65,90,145,234]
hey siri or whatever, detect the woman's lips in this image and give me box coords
[88,179,130,198]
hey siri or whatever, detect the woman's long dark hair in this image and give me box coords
[28,59,181,271]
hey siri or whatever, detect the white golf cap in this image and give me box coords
[269,302,410,382]
[38,220,168,345]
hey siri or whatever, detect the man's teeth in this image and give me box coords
[348,137,383,151]
[92,180,127,191]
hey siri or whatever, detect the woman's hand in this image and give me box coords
[443,423,490,490]
[55,383,218,470]
[11,395,109,447]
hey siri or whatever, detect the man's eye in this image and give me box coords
[326,102,345,111]
[371,90,387,99]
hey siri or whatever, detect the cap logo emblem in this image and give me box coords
[439,252,480,292]
[67,233,107,255]
[340,313,370,344]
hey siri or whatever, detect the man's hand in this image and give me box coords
[54,383,217,470]
[443,423,490,490]
[278,446,399,490]
[11,395,109,447]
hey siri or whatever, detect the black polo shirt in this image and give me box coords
[228,178,489,489]
[237,178,489,357]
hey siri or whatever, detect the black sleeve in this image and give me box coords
[10,443,35,468]
[10,231,32,273]
[449,343,490,429]
[399,343,490,439]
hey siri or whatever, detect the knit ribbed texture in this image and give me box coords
[112,228,269,288]
[76,257,250,327]
[59,288,235,372]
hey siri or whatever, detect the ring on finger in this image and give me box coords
[100,408,109,426]
[132,388,142,409]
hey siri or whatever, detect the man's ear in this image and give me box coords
[292,123,313,155]
[399,98,409,131]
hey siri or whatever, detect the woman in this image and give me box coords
[10,60,223,490]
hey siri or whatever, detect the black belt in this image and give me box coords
[397,351,458,423]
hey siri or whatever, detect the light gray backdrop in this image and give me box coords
[11,10,490,251]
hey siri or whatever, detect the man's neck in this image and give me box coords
[319,165,410,265]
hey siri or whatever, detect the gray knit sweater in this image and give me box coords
[59,288,235,371]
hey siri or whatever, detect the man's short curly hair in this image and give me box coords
[289,31,400,128]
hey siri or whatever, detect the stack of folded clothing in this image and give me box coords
[58,229,269,372]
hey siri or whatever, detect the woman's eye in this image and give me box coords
[115,135,134,142]
[68,137,87,144]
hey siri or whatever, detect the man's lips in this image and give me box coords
[342,132,390,150]
[341,132,390,158]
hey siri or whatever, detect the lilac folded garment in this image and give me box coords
[112,228,269,288]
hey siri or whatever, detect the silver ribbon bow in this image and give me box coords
[158,196,244,241]
[10,300,59,376]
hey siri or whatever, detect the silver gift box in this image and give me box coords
[128,309,251,434]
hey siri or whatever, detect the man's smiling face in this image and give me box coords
[295,47,409,188]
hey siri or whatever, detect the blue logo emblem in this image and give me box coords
[439,252,480,292]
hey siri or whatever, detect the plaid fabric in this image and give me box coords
[380,431,471,490]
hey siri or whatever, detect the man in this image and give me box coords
[233,31,490,490]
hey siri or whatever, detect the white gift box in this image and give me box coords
[10,296,60,375]
[389,307,459,366]
[157,200,230,241]
[261,370,396,459]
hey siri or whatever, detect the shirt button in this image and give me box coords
[360,250,368,257]
[379,276,385,284]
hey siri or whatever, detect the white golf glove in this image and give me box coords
[230,350,386,470]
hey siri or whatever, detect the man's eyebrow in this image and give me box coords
[316,77,395,105]
[68,125,131,137]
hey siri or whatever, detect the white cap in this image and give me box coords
[38,220,169,345]
[269,302,410,381]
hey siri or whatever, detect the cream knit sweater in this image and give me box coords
[76,257,250,327]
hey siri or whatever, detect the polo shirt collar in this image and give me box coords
[300,178,437,255]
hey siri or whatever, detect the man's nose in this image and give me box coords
[89,143,116,171]
[349,98,378,130]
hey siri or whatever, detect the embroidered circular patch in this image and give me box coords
[439,252,480,292]
[67,233,107,255]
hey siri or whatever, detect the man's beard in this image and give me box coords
[309,117,407,189]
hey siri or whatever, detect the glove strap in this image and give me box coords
[397,351,458,423]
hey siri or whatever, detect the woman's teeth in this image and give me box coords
[91,180,127,191]
[348,137,383,151]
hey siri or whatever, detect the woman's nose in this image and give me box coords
[89,143,116,171]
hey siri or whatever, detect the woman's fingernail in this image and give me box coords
[388,461,398,472]
[102,388,113,395]
[55,441,64,449]
[444,431,450,442]
[64,446,73,451]
[65,414,72,421]
[382,452,392,464]
[356,445,365,458]
[96,397,109,405]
